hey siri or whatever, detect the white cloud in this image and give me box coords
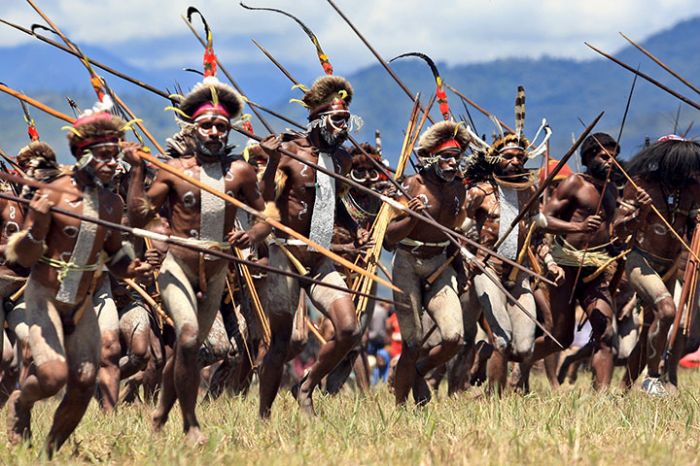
[1,0,700,71]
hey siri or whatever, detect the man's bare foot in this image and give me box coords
[185,427,208,446]
[6,390,31,445]
[296,376,316,416]
[412,376,432,406]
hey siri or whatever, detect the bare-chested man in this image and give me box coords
[385,120,469,405]
[465,131,559,395]
[520,133,626,390]
[615,135,700,396]
[0,141,63,405]
[258,75,363,417]
[126,76,269,443]
[5,108,150,456]
[323,142,390,394]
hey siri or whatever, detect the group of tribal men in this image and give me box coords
[1,62,699,457]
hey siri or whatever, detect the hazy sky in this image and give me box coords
[1,0,699,72]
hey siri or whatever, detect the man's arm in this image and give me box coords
[542,175,601,235]
[385,177,425,246]
[123,144,170,228]
[228,163,273,248]
[104,196,150,279]
[613,179,651,239]
[6,190,55,268]
[258,135,283,204]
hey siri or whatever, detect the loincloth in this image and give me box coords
[550,236,612,268]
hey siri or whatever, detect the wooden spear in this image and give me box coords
[0,189,402,307]
[619,32,700,97]
[585,42,700,112]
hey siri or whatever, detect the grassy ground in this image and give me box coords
[2,370,700,465]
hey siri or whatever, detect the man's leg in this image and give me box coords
[258,245,298,419]
[298,261,360,414]
[521,268,579,387]
[473,272,511,395]
[7,281,68,446]
[533,285,560,389]
[627,251,675,394]
[93,278,121,412]
[118,302,151,380]
[153,253,201,440]
[414,267,463,402]
[505,273,537,393]
[391,250,423,405]
[585,298,615,390]
[45,297,101,457]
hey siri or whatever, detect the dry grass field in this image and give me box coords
[2,370,700,465]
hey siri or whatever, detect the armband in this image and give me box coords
[5,230,45,264]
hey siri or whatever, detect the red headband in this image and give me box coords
[72,112,121,152]
[431,139,461,155]
[192,103,231,120]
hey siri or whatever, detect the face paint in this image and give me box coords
[194,113,231,158]
[432,150,461,182]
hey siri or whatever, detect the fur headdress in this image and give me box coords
[176,78,245,122]
[16,141,63,198]
[301,75,353,118]
[417,121,470,159]
[66,111,126,157]
[17,141,57,168]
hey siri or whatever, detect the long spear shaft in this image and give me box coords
[180,8,275,133]
[245,40,561,336]
[620,32,700,97]
[445,83,514,133]
[0,190,400,307]
[568,73,638,302]
[248,39,555,285]
[0,20,173,102]
[324,0,434,124]
[1,18,305,132]
[585,42,700,112]
[0,83,73,123]
[492,112,605,251]
[593,135,700,263]
[7,9,393,295]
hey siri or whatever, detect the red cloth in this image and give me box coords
[387,314,402,359]
[539,159,573,186]
[680,347,700,369]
